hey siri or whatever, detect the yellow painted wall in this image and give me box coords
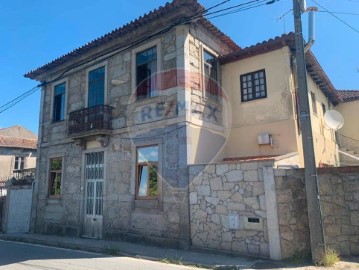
[305,75,338,166]
[221,47,298,159]
[336,100,359,141]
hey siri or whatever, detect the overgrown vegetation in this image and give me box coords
[103,245,121,256]
[161,257,184,265]
[286,251,311,265]
[316,248,340,267]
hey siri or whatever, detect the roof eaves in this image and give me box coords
[25,0,205,80]
[219,32,295,64]
[24,0,239,80]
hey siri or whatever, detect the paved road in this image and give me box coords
[0,240,203,270]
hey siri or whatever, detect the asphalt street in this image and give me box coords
[0,240,203,270]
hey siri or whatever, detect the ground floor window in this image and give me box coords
[49,157,62,197]
[136,145,158,199]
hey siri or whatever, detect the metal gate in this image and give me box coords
[83,151,104,239]
[0,196,5,232]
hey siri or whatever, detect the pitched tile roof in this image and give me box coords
[0,125,37,139]
[219,32,341,105]
[25,0,239,80]
[0,136,37,150]
[336,90,359,102]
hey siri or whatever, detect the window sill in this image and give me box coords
[50,120,66,126]
[47,197,62,204]
[134,199,161,210]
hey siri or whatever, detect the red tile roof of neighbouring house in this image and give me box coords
[0,136,37,150]
[219,32,341,105]
[24,0,239,80]
[336,90,359,102]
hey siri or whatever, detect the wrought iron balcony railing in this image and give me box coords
[68,105,113,136]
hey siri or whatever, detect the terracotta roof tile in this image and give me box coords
[336,90,359,102]
[0,136,37,149]
[25,0,239,80]
[219,32,341,105]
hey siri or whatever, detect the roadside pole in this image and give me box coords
[292,0,326,262]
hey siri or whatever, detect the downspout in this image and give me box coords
[304,7,318,53]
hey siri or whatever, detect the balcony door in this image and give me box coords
[88,66,105,108]
[83,151,104,239]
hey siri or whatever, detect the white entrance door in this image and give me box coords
[83,151,104,239]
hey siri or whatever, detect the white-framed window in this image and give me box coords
[203,49,219,101]
[240,69,267,102]
[136,46,158,100]
[14,157,25,171]
[49,157,63,197]
[311,92,317,115]
[131,39,161,101]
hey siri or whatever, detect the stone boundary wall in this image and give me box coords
[274,166,359,258]
[189,161,274,258]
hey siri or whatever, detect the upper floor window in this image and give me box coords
[322,103,326,116]
[240,69,267,102]
[136,46,157,100]
[311,92,317,115]
[136,146,158,199]
[203,50,219,101]
[88,66,105,107]
[49,157,62,197]
[53,82,66,122]
[14,157,25,171]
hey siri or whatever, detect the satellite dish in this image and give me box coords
[324,110,344,131]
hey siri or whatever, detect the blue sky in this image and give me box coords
[0,0,358,134]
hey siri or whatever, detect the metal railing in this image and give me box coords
[68,105,113,136]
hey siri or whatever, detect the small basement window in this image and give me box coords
[248,217,260,223]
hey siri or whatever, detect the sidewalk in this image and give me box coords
[0,233,358,269]
[0,232,281,269]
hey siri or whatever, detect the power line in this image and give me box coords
[1,0,273,115]
[205,0,280,20]
[0,85,41,114]
[311,0,359,34]
[1,1,232,115]
[318,11,359,16]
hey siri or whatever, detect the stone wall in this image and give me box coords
[189,161,274,258]
[274,169,310,259]
[274,167,359,258]
[318,167,359,256]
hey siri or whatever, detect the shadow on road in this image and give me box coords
[0,239,109,267]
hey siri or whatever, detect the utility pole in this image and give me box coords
[293,0,325,262]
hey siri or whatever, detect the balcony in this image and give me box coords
[68,105,113,138]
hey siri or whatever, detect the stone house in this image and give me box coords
[25,0,358,259]
[0,125,37,195]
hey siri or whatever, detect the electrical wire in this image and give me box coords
[0,0,275,115]
[0,85,41,114]
[205,0,280,20]
[318,11,359,16]
[311,0,359,34]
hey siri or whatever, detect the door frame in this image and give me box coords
[80,146,107,239]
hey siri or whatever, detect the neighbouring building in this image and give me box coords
[0,125,37,195]
[24,0,358,259]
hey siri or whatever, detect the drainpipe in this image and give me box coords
[304,7,318,53]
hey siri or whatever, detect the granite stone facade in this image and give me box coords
[274,167,359,258]
[32,6,235,249]
[189,161,273,258]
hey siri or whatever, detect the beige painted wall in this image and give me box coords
[336,100,359,141]
[220,47,298,159]
[304,74,338,166]
[0,155,13,180]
